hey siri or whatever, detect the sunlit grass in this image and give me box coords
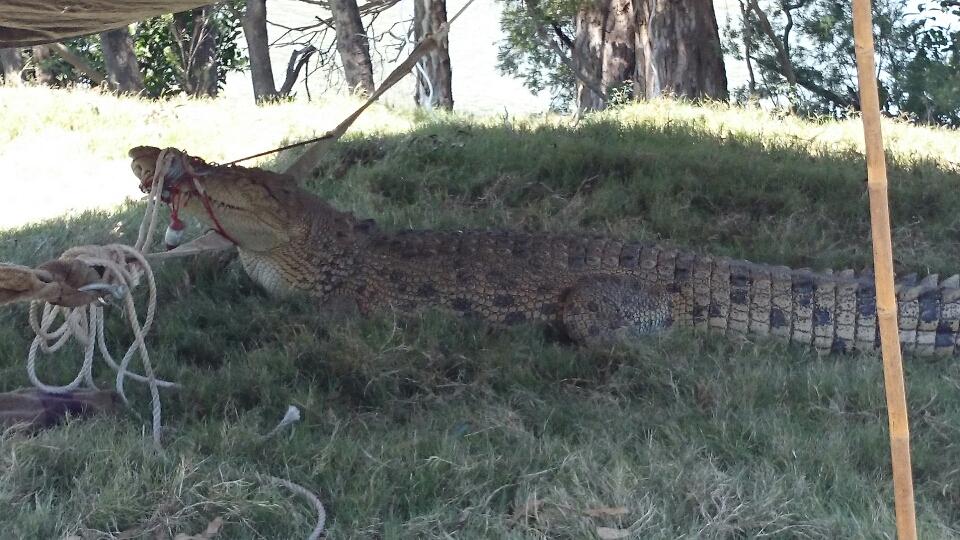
[0,86,416,229]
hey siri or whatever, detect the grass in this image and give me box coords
[2,86,960,538]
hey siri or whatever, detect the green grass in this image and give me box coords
[2,87,960,538]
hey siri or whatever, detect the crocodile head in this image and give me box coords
[129,146,301,253]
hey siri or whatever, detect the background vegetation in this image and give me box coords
[721,0,960,125]
[4,1,958,124]
[30,7,246,97]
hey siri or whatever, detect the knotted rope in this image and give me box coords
[19,148,328,537]
[25,148,180,445]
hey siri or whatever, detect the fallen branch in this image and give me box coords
[0,388,118,430]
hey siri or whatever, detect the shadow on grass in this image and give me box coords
[1,115,959,538]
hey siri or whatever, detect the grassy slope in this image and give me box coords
[2,88,960,538]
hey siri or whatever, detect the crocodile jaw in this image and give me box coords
[130,146,292,254]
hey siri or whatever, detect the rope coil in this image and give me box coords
[25,149,178,445]
[21,148,329,537]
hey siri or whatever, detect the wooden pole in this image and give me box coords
[850,1,918,538]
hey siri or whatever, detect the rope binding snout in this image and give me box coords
[131,146,238,249]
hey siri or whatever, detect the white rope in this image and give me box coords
[23,148,329,537]
[262,474,326,540]
[262,405,301,440]
[25,149,180,445]
[254,407,325,539]
[414,60,436,110]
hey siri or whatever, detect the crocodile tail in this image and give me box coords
[661,250,960,356]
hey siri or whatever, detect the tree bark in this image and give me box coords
[172,6,218,97]
[31,45,54,85]
[240,0,277,102]
[99,26,145,94]
[603,0,637,92]
[573,0,636,111]
[413,0,453,109]
[573,0,725,110]
[573,2,607,111]
[0,47,23,85]
[330,0,375,95]
[633,0,728,101]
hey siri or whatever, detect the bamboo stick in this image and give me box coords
[850,1,918,538]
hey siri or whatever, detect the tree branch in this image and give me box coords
[780,0,807,59]
[285,0,401,32]
[279,45,318,95]
[794,66,860,110]
[746,0,796,87]
[550,21,574,51]
[48,42,105,85]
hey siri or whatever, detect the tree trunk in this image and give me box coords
[632,0,727,100]
[573,3,606,111]
[573,0,727,110]
[573,0,635,111]
[329,0,375,95]
[31,45,54,85]
[413,0,453,110]
[241,0,277,102]
[192,6,218,97]
[738,0,757,96]
[0,47,24,86]
[173,6,218,97]
[99,26,145,94]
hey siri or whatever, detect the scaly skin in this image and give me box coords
[130,146,960,354]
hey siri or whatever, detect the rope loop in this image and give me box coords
[24,149,183,445]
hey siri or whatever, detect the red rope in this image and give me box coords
[163,175,239,248]
[196,188,238,246]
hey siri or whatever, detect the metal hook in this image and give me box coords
[78,283,128,304]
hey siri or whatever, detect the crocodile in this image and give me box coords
[129,145,960,356]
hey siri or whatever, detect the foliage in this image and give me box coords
[2,88,960,536]
[134,6,247,97]
[724,0,960,126]
[26,38,104,87]
[893,2,960,126]
[496,0,584,111]
[25,5,246,98]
